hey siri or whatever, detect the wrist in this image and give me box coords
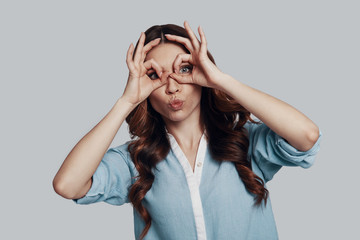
[117,96,138,112]
[212,73,238,94]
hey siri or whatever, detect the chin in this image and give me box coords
[162,111,187,122]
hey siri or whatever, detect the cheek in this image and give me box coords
[148,91,165,111]
[189,86,203,103]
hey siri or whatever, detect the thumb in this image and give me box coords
[169,73,192,84]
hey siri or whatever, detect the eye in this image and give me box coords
[179,65,193,74]
[147,71,159,80]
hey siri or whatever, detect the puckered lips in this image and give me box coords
[168,98,184,110]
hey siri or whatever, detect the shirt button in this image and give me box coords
[197,162,202,167]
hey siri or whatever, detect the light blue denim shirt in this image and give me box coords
[73,121,322,240]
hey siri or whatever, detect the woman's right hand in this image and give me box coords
[121,32,165,106]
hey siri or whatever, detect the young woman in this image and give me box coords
[53,21,321,240]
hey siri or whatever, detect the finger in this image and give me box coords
[140,38,161,63]
[151,76,167,90]
[164,34,194,52]
[143,59,163,78]
[198,25,208,56]
[133,32,146,64]
[173,53,191,74]
[126,43,136,73]
[184,20,200,50]
[169,72,192,84]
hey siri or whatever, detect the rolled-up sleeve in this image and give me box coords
[245,121,322,182]
[72,146,133,206]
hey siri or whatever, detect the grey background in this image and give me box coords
[1,0,358,239]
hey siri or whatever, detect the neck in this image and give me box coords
[164,113,204,150]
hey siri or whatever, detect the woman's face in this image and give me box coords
[145,42,202,125]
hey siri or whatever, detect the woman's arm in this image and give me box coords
[53,98,136,199]
[53,33,165,199]
[216,74,319,152]
[166,21,319,152]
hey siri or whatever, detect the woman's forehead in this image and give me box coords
[145,42,188,62]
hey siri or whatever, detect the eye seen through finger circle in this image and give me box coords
[179,65,193,74]
[147,71,159,80]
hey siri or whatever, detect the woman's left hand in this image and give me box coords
[165,21,224,89]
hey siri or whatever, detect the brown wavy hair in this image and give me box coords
[125,23,268,240]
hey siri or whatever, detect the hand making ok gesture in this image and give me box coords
[122,33,166,106]
[165,21,225,89]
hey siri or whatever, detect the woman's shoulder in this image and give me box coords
[105,140,135,165]
[243,119,262,134]
[110,140,132,153]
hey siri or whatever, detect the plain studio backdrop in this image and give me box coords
[1,0,358,239]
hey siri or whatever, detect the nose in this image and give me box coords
[164,72,181,95]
